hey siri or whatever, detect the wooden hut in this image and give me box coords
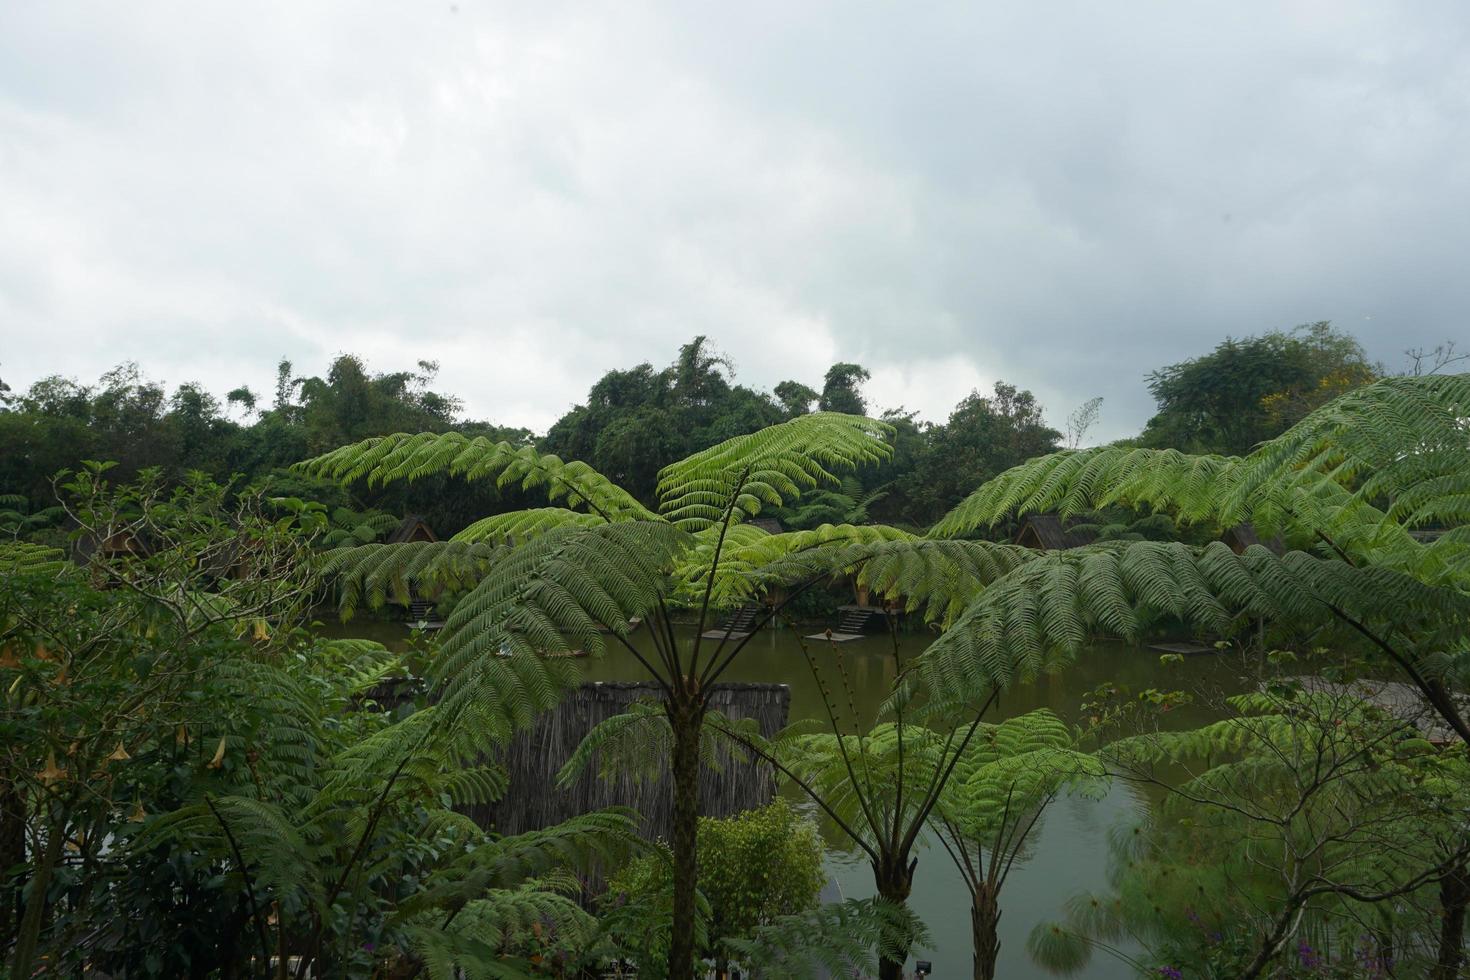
[70,528,151,564]
[385,516,440,620]
[1014,514,1095,551]
[1220,522,1285,555]
[386,514,438,544]
[748,516,785,536]
[468,681,791,840]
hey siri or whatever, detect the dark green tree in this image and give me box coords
[1139,322,1377,454]
[774,380,819,417]
[900,382,1060,526]
[819,362,871,415]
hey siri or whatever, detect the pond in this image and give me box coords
[332,618,1243,978]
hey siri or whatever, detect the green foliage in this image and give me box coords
[656,411,893,531]
[819,362,872,415]
[896,381,1062,525]
[0,471,643,977]
[938,710,1105,851]
[914,539,1470,698]
[299,430,656,521]
[725,897,933,978]
[1140,321,1378,454]
[604,801,825,967]
[1034,682,1467,977]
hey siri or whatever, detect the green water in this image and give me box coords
[332,619,1240,978]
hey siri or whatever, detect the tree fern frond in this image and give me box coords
[452,507,607,545]
[298,432,654,520]
[656,412,893,532]
[750,537,1039,627]
[426,522,690,739]
[324,539,507,615]
[915,540,1470,697]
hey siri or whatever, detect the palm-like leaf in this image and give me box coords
[656,412,893,531]
[298,432,654,520]
[914,541,1470,702]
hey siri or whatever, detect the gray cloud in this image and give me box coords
[1,2,1466,440]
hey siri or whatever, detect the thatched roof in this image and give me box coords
[748,516,785,535]
[469,681,790,840]
[1220,522,1286,555]
[70,528,152,563]
[1014,514,1095,551]
[386,514,437,544]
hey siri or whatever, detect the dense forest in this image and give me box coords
[0,322,1391,538]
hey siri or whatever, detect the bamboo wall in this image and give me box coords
[470,680,791,840]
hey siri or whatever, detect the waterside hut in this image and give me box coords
[1013,514,1096,551]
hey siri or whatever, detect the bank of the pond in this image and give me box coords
[327,618,1242,978]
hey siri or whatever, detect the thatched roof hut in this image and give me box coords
[748,517,785,535]
[70,528,152,564]
[386,514,437,544]
[1220,522,1286,555]
[1014,514,1095,551]
[469,681,790,840]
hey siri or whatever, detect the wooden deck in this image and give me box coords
[804,631,866,643]
[1148,641,1217,656]
[700,629,752,641]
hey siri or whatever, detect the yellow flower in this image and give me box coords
[207,736,228,769]
[107,741,131,763]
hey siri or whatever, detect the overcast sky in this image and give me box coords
[2,3,1467,441]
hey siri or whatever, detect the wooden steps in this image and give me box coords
[701,604,762,641]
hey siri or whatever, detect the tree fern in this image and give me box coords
[452,506,607,544]
[655,412,893,531]
[931,374,1470,585]
[913,541,1470,721]
[298,431,655,520]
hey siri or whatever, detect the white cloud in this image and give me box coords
[2,2,1468,442]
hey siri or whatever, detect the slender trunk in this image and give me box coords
[0,776,24,947]
[875,858,915,980]
[1434,859,1469,980]
[972,887,1001,980]
[10,816,65,978]
[667,697,703,980]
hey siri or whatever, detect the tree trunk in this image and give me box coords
[1434,858,1469,980]
[667,697,703,980]
[0,776,24,948]
[875,857,915,980]
[972,887,1001,980]
[10,817,64,978]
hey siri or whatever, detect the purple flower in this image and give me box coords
[1157,968,1183,980]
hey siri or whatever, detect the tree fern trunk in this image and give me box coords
[1434,858,1469,980]
[667,697,702,980]
[875,860,915,980]
[972,888,1001,980]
